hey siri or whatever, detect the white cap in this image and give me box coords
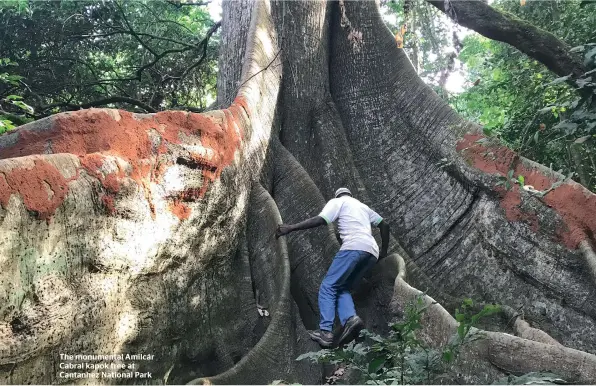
[334,187,352,198]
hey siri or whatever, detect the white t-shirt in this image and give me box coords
[319,195,383,258]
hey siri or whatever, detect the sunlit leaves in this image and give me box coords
[0,1,219,116]
[296,296,506,385]
[450,0,596,191]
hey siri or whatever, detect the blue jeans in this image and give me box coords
[318,250,376,331]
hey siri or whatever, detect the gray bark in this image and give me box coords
[215,0,254,108]
[1,0,595,385]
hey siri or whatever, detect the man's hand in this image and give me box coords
[275,217,325,238]
[276,224,293,238]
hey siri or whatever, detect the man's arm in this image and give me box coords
[378,220,390,260]
[276,216,327,238]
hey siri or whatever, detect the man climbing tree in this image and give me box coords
[2,0,596,384]
[276,188,390,348]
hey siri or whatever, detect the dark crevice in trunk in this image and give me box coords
[270,138,337,329]
[416,192,481,260]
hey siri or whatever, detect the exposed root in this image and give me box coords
[512,317,562,347]
[391,275,596,383]
[188,184,301,384]
[393,253,407,280]
[270,138,338,329]
[494,305,561,347]
[579,240,596,288]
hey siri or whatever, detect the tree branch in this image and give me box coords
[69,30,197,49]
[138,3,200,34]
[167,1,210,8]
[169,20,221,81]
[132,21,220,81]
[114,1,159,57]
[41,96,157,115]
[427,0,588,79]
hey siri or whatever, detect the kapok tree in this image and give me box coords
[0,1,595,384]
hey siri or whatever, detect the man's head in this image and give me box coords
[335,187,352,198]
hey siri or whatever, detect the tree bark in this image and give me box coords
[1,0,595,384]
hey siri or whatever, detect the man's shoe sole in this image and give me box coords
[338,318,364,346]
[308,331,334,348]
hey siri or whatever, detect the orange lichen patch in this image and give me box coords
[80,154,124,193]
[0,159,71,221]
[169,103,245,201]
[168,200,191,220]
[78,153,105,173]
[457,133,596,249]
[0,105,247,221]
[177,188,203,202]
[544,184,596,248]
[497,186,540,233]
[101,194,116,215]
[79,153,124,214]
[0,110,151,162]
[0,172,10,208]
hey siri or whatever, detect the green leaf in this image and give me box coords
[571,110,596,120]
[574,136,590,144]
[368,357,385,374]
[10,100,34,114]
[295,353,311,361]
[534,131,540,144]
[507,169,514,180]
[352,343,368,356]
[537,106,555,115]
[457,323,466,339]
[442,350,453,363]
[296,350,326,362]
[504,179,512,190]
[518,175,525,187]
[0,73,23,86]
[483,126,494,136]
[553,121,578,135]
[0,119,16,131]
[584,47,596,65]
[482,304,501,315]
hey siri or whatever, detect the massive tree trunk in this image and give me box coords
[1,0,595,385]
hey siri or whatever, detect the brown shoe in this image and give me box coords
[338,315,364,346]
